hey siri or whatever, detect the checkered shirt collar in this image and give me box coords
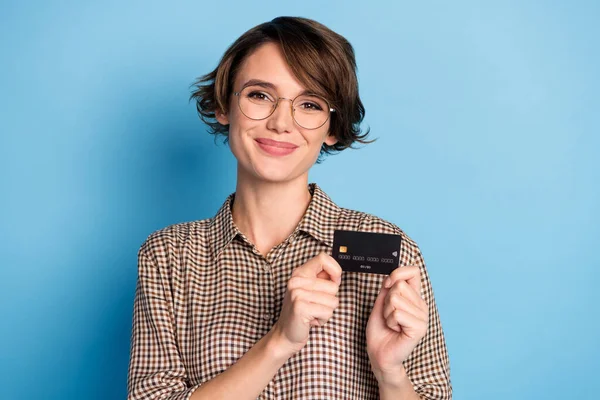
[208,182,340,257]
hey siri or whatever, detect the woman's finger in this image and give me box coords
[287,276,339,295]
[393,280,428,313]
[383,290,426,321]
[385,308,423,333]
[293,252,342,284]
[384,265,421,296]
[297,300,336,327]
[292,288,339,309]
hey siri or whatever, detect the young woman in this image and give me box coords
[127,16,451,400]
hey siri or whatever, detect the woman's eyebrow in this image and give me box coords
[241,79,313,96]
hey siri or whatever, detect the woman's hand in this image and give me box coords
[272,252,342,355]
[366,265,429,383]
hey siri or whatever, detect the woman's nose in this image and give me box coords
[269,98,295,131]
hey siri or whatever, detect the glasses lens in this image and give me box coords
[238,86,277,120]
[293,95,330,129]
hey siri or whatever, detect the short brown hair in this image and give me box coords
[189,16,375,163]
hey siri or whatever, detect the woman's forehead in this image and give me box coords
[235,46,308,94]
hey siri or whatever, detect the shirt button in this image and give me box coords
[263,313,272,321]
[262,262,270,272]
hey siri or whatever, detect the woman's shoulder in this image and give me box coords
[137,218,213,260]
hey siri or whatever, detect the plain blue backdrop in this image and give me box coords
[1,1,598,399]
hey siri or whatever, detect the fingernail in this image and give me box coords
[384,277,391,288]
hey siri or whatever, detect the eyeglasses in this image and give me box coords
[233,85,335,130]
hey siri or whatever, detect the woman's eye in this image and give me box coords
[248,91,272,101]
[300,102,322,111]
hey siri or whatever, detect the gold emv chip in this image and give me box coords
[339,246,347,253]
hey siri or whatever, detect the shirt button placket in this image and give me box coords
[261,259,275,327]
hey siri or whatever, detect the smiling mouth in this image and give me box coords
[254,138,298,156]
[254,138,298,149]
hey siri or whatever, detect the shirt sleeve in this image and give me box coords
[127,242,202,400]
[403,244,453,400]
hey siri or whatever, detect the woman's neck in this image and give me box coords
[231,169,312,257]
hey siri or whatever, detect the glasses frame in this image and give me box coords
[233,85,336,130]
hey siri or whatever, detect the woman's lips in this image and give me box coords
[255,138,298,156]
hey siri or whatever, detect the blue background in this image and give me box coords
[1,1,598,399]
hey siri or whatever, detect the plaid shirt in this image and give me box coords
[127,183,451,399]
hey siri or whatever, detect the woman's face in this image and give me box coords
[215,42,337,184]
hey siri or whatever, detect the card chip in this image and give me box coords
[339,246,347,253]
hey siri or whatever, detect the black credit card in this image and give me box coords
[332,229,402,275]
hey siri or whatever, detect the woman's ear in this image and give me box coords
[324,133,338,146]
[215,110,230,126]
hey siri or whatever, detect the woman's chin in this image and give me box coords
[251,165,294,182]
